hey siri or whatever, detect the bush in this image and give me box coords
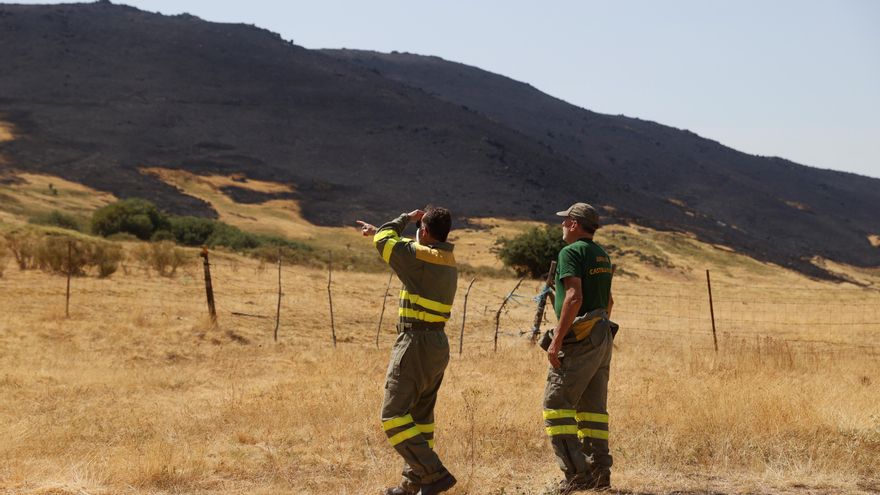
[133,241,192,277]
[35,235,91,275]
[4,230,39,270]
[494,225,566,278]
[28,210,83,231]
[91,199,170,240]
[150,230,175,242]
[106,232,140,242]
[169,216,217,246]
[92,242,124,278]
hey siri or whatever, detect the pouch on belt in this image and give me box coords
[539,310,617,350]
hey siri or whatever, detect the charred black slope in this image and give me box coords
[0,2,614,223]
[0,3,877,278]
[325,50,880,276]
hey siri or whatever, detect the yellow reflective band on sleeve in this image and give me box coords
[416,423,435,434]
[382,238,399,263]
[399,308,448,323]
[388,425,422,446]
[413,244,456,266]
[545,425,579,436]
[382,414,415,431]
[543,409,577,420]
[428,439,435,449]
[576,412,609,423]
[578,428,609,440]
[373,229,397,244]
[401,291,453,313]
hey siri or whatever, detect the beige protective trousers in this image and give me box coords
[542,322,613,481]
[381,327,450,488]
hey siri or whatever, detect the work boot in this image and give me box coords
[556,477,592,494]
[587,466,611,491]
[384,485,418,495]
[384,478,419,495]
[418,472,456,495]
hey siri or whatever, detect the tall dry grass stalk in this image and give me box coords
[0,255,877,494]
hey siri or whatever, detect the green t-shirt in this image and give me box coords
[553,238,612,319]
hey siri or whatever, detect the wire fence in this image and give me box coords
[4,252,880,356]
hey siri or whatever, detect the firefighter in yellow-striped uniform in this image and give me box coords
[358,207,458,495]
[542,203,615,493]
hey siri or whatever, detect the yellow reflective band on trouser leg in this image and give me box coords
[545,425,579,436]
[416,423,435,449]
[576,412,609,423]
[543,409,577,420]
[382,414,415,431]
[387,425,422,447]
[578,428,609,440]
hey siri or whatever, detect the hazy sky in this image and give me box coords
[16,0,880,179]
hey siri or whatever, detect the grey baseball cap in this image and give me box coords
[556,202,599,228]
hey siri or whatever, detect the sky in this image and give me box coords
[16,0,880,179]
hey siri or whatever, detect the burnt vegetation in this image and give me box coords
[0,3,877,279]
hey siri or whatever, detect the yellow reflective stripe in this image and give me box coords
[382,238,399,263]
[383,414,414,431]
[578,428,609,440]
[545,425,579,436]
[399,308,448,323]
[543,409,577,420]
[388,426,421,446]
[416,423,435,434]
[428,439,435,449]
[413,244,456,266]
[373,229,397,244]
[576,412,609,423]
[401,291,452,313]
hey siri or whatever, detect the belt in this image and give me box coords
[397,321,445,333]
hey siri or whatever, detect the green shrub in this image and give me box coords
[28,210,83,231]
[494,225,566,278]
[91,199,170,240]
[150,230,175,242]
[169,216,216,246]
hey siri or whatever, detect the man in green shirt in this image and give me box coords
[357,206,458,495]
[542,202,615,492]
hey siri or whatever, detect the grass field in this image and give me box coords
[0,171,879,494]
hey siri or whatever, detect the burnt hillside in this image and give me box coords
[0,2,877,278]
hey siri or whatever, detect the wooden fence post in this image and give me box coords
[706,269,718,353]
[459,278,476,356]
[376,270,394,348]
[274,251,282,342]
[328,251,337,347]
[200,247,217,324]
[65,240,72,318]
[494,277,525,352]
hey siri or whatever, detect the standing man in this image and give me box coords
[357,207,458,495]
[542,202,615,493]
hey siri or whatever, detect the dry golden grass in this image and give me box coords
[0,172,116,224]
[1,170,879,494]
[1,242,878,495]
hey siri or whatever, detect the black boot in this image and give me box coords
[587,466,611,491]
[384,486,418,495]
[419,472,456,495]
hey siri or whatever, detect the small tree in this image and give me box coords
[494,225,566,278]
[91,199,170,240]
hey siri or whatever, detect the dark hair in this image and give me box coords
[422,206,452,242]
